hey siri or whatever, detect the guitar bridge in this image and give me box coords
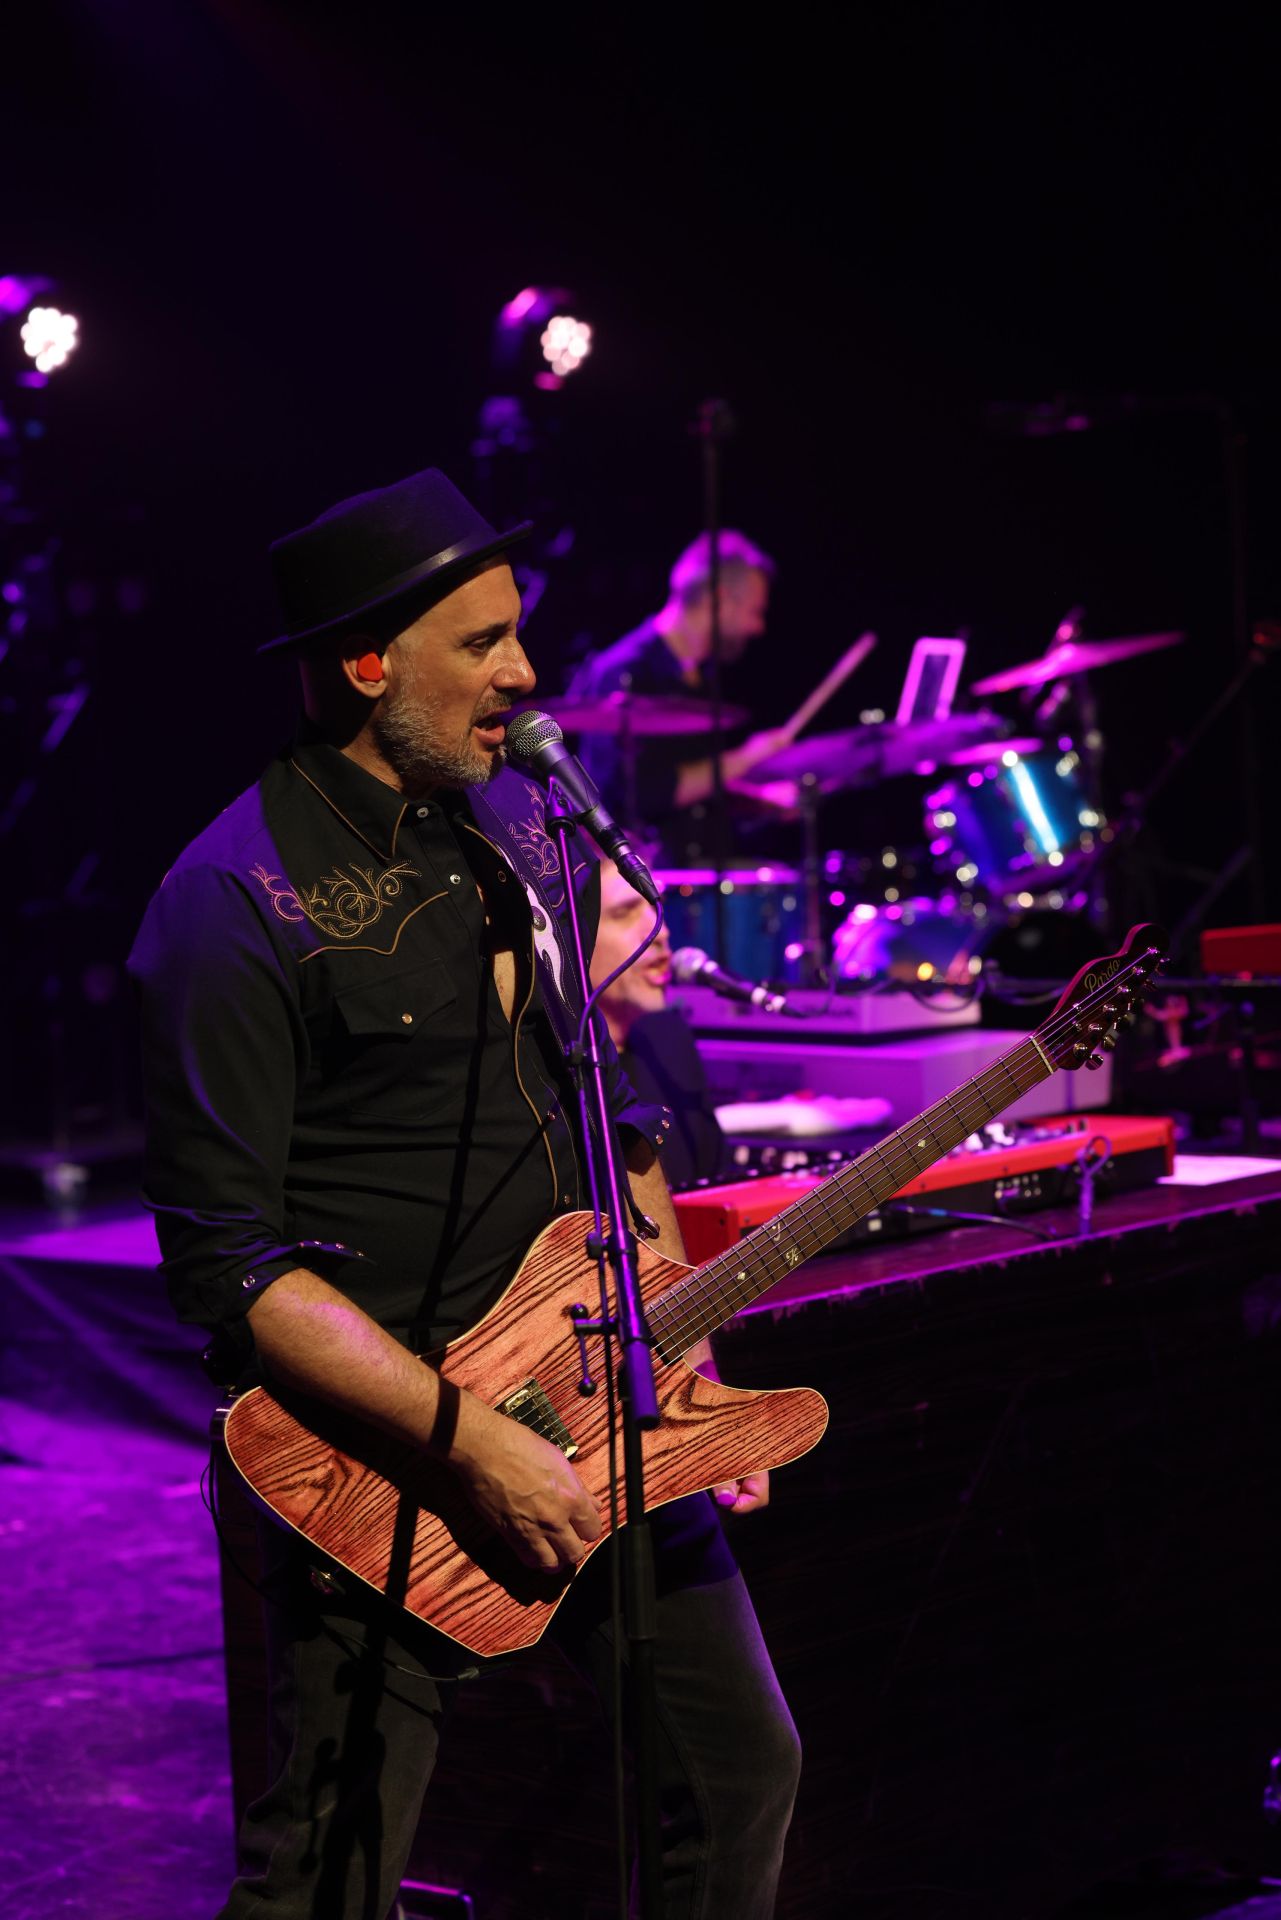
[497,1379,578,1458]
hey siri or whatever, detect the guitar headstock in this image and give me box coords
[1035,922,1168,1072]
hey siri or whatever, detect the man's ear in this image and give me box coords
[340,639,389,700]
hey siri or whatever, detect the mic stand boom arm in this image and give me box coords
[544,783,665,1920]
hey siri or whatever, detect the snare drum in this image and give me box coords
[925,742,1100,893]
[655,865,804,982]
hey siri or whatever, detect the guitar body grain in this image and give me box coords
[222,1212,830,1657]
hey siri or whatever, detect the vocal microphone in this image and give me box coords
[504,709,660,906]
[669,946,801,1017]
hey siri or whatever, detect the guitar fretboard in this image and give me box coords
[648,1033,1052,1359]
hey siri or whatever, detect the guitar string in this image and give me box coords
[653,1037,1068,1353]
[659,953,1158,1350]
[501,947,1161,1440]
[649,1044,1048,1358]
[648,949,1161,1358]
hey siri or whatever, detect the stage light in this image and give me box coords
[491,286,592,392]
[20,305,79,373]
[539,313,592,378]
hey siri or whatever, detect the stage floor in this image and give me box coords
[3,1157,1281,1918]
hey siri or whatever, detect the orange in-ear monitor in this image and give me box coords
[356,652,384,683]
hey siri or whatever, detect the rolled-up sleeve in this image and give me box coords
[601,1030,672,1159]
[127,862,363,1336]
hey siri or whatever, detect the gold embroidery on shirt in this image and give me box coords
[251,860,419,938]
[508,782,563,883]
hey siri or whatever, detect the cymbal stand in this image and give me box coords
[1072,622,1279,948]
[795,774,828,985]
[618,691,639,834]
[694,399,734,962]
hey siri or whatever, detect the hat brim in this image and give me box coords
[257,520,533,654]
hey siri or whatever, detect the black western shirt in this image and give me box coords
[128,737,666,1370]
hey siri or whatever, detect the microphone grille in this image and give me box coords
[505,708,564,765]
[669,947,709,983]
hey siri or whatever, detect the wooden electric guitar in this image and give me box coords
[222,925,1166,1657]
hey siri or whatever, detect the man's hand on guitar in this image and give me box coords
[453,1396,602,1573]
[713,1472,770,1515]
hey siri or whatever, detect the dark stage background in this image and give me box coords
[4,6,1280,1013]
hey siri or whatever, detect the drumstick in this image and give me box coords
[779,631,876,742]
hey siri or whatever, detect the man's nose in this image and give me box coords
[496,639,536,692]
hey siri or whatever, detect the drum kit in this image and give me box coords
[531,626,1184,986]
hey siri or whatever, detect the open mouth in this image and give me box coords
[473,712,510,746]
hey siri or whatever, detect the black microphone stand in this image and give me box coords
[545,784,666,1920]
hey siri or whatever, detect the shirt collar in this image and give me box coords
[286,729,415,864]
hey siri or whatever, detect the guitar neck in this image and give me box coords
[649,1031,1054,1359]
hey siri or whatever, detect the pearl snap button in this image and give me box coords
[416,806,430,818]
[401,1013,413,1025]
[449,872,462,885]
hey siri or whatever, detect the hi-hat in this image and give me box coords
[970,631,1184,696]
[516,691,750,736]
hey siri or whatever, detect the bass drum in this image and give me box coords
[831,897,990,987]
[655,865,804,982]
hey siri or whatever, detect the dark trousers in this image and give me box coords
[218,1497,800,1920]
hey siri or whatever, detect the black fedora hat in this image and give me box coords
[261,466,531,653]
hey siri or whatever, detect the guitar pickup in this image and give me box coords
[497,1379,578,1459]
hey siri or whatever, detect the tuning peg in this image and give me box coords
[1085,1053,1105,1070]
[1100,1034,1117,1051]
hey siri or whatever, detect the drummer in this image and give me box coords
[567,530,795,854]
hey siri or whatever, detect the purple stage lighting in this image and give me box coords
[0,273,53,318]
[20,304,79,373]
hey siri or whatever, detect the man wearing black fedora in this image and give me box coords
[129,467,800,1919]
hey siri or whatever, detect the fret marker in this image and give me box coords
[736,1270,747,1284]
[785,1246,800,1269]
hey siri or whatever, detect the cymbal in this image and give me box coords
[518,691,750,737]
[752,713,1008,791]
[876,712,1010,777]
[748,727,883,791]
[969,631,1184,696]
[945,734,1043,767]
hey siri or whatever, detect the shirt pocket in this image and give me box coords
[328,956,459,1122]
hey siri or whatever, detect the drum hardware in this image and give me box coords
[829,895,991,991]
[516,689,752,844]
[748,712,1010,793]
[968,629,1185,696]
[654,863,805,984]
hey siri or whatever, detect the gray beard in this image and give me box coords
[372,698,504,792]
